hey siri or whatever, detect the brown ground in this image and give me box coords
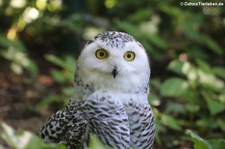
[0,60,64,147]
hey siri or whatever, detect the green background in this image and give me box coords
[0,0,224,148]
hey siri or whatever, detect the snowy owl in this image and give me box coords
[40,31,155,149]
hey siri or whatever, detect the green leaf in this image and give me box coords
[160,114,182,131]
[197,69,224,91]
[168,59,184,75]
[209,139,225,149]
[185,103,200,113]
[89,134,111,149]
[206,98,225,115]
[213,67,225,80]
[196,59,211,73]
[202,91,225,115]
[128,8,152,23]
[1,47,38,75]
[150,78,162,89]
[35,96,65,110]
[201,34,223,55]
[182,62,198,81]
[51,69,67,83]
[165,102,187,114]
[146,34,168,49]
[45,54,75,81]
[62,87,74,96]
[196,118,218,130]
[148,93,160,106]
[217,119,225,131]
[25,133,66,149]
[64,56,76,73]
[159,4,183,18]
[160,77,189,97]
[0,122,66,149]
[45,54,67,68]
[187,130,212,149]
[26,60,39,75]
[0,35,27,51]
[0,122,16,148]
[180,21,201,42]
[116,22,140,36]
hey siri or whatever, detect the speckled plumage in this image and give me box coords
[40,31,155,149]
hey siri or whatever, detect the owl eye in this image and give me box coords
[124,51,135,61]
[95,49,108,59]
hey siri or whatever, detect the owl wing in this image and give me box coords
[39,100,88,148]
[40,98,131,149]
[127,102,155,149]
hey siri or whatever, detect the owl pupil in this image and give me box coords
[100,52,105,56]
[127,54,131,58]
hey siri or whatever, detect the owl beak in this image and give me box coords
[112,67,118,78]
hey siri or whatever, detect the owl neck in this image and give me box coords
[75,69,149,95]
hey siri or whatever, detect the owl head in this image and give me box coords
[76,31,150,93]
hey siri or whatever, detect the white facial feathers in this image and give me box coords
[77,31,150,93]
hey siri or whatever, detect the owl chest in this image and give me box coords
[83,90,148,126]
[77,89,152,148]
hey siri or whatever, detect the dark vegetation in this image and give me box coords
[0,0,224,148]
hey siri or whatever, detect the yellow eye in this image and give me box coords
[95,49,108,59]
[124,51,135,61]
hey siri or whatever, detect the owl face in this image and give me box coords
[77,32,150,92]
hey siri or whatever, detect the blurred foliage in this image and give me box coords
[35,54,75,110]
[0,122,66,149]
[0,0,224,149]
[187,130,225,149]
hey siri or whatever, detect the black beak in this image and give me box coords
[112,67,118,78]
